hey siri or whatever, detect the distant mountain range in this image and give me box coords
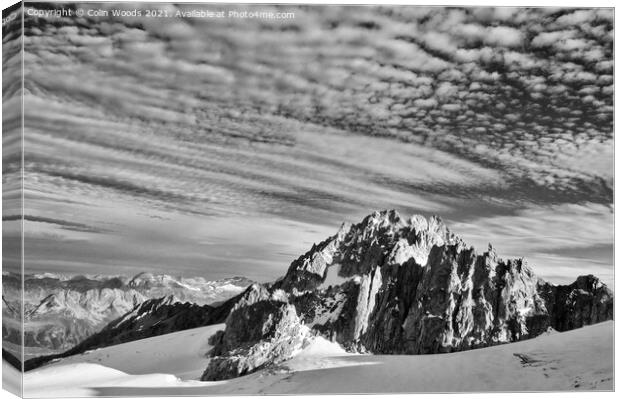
[2,272,253,359]
[16,211,614,378]
[23,292,243,371]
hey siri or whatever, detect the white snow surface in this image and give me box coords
[318,263,353,290]
[22,321,613,396]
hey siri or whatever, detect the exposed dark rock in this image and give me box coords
[538,274,613,332]
[202,210,613,380]
[202,300,309,381]
[298,281,360,349]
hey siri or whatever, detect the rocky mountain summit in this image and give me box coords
[2,272,252,357]
[202,210,613,380]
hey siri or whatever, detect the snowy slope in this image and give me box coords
[34,324,225,380]
[22,321,613,397]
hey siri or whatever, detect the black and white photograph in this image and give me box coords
[1,0,615,396]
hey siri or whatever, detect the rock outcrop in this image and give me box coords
[202,210,613,380]
[203,287,310,380]
[537,274,613,332]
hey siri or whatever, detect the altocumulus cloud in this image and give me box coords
[8,4,613,284]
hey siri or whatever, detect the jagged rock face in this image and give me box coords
[538,275,613,332]
[203,210,613,380]
[293,281,360,349]
[393,246,548,354]
[276,210,456,293]
[202,287,310,381]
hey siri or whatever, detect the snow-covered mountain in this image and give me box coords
[202,210,613,380]
[19,210,613,381]
[2,272,252,358]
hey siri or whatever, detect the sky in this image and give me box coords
[2,3,613,285]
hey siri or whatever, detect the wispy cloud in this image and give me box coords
[11,4,613,284]
[450,202,613,285]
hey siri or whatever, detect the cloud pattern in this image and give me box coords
[3,4,613,284]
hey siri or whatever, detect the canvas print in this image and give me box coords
[1,1,614,396]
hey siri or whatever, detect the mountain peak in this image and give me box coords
[202,210,613,381]
[361,209,405,227]
[277,210,459,292]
